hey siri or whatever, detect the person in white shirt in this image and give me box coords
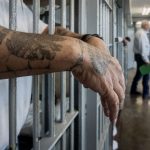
[0,0,47,149]
[130,20,150,99]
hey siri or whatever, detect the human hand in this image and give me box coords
[71,37,125,122]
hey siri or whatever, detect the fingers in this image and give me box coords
[101,99,110,117]
[101,89,120,122]
[107,58,125,108]
[99,64,124,122]
[108,66,125,107]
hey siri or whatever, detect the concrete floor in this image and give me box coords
[117,70,150,150]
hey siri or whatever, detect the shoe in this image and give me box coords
[130,91,142,96]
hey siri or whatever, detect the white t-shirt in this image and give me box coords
[0,0,47,149]
[133,28,150,63]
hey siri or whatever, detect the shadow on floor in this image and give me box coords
[117,69,150,150]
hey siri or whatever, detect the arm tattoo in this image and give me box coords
[6,33,65,60]
[0,26,70,74]
[87,45,110,75]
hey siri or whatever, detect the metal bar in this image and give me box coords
[48,0,55,137]
[9,0,17,149]
[69,0,75,113]
[78,84,86,150]
[60,1,67,150]
[70,122,75,150]
[70,1,75,150]
[102,2,105,39]
[78,0,86,149]
[60,0,67,122]
[106,7,109,45]
[33,0,40,149]
[104,4,107,42]
[41,75,46,136]
[9,80,17,150]
[62,133,67,150]
[107,9,110,44]
[99,0,103,35]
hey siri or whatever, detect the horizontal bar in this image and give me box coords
[40,111,78,150]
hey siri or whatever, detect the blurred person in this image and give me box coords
[130,20,150,99]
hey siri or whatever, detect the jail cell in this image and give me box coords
[6,0,119,150]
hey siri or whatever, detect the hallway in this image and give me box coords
[117,70,150,150]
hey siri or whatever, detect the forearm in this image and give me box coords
[0,26,83,79]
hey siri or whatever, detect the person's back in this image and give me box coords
[133,28,150,63]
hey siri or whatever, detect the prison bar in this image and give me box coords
[32,0,41,149]
[69,1,75,149]
[9,0,17,149]
[47,0,56,138]
[60,0,67,123]
[78,1,87,149]
[60,0,67,149]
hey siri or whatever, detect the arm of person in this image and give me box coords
[0,25,125,122]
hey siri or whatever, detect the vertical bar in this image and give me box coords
[78,0,86,150]
[9,0,17,149]
[104,4,107,42]
[69,0,75,113]
[99,0,103,35]
[60,0,66,122]
[62,133,67,150]
[33,0,40,149]
[60,0,67,123]
[70,122,75,150]
[70,1,75,150]
[102,2,105,39]
[60,1,67,150]
[99,0,103,140]
[48,0,55,137]
[106,7,109,45]
[41,75,46,136]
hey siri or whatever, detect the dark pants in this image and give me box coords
[130,54,149,97]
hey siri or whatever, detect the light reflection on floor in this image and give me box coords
[117,70,150,150]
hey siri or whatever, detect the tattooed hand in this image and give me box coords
[71,37,125,122]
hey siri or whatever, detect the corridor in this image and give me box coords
[117,70,150,150]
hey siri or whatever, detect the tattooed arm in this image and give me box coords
[0,25,125,122]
